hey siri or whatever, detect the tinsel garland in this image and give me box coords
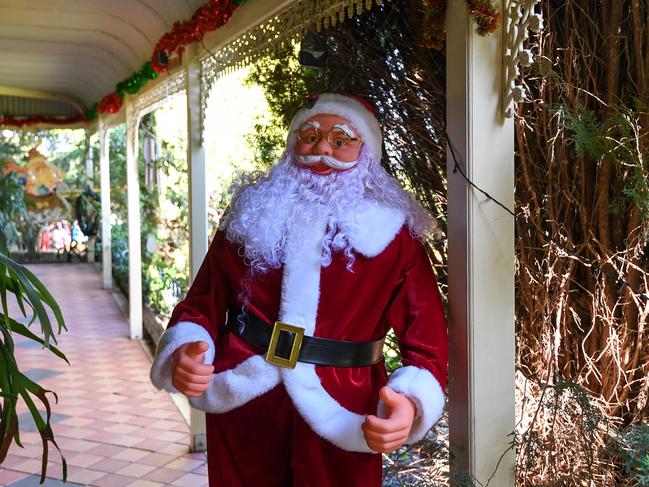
[151,0,244,73]
[98,93,123,114]
[0,114,87,127]
[421,0,500,49]
[94,0,245,116]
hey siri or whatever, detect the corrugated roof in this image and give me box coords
[0,0,205,118]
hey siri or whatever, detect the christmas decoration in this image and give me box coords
[421,0,500,49]
[466,0,500,35]
[150,93,447,486]
[85,102,99,121]
[115,62,159,96]
[151,0,243,73]
[0,114,86,128]
[97,92,123,114]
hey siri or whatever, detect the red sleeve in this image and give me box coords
[167,230,232,345]
[385,236,448,391]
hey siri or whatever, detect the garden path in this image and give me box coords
[0,263,208,487]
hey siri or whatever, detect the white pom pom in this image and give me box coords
[529,14,544,33]
[518,49,534,67]
[512,86,527,102]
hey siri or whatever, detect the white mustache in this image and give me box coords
[294,154,359,170]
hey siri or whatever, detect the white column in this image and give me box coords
[446,0,515,485]
[85,132,96,263]
[185,54,208,453]
[125,99,143,340]
[85,133,94,187]
[99,119,113,289]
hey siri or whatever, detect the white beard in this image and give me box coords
[220,145,439,273]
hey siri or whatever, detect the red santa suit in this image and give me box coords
[150,94,447,486]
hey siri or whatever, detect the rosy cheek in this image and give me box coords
[294,143,312,155]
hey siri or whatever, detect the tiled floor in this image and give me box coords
[0,263,208,487]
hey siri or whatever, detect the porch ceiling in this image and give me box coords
[0,0,205,118]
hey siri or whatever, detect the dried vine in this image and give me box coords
[514,0,649,484]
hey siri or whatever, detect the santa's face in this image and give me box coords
[293,114,363,175]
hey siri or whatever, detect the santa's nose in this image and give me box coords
[312,137,333,156]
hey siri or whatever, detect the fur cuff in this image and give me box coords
[379,366,445,444]
[189,355,281,413]
[149,321,215,392]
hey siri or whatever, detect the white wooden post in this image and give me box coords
[185,51,208,452]
[85,133,94,186]
[446,0,516,485]
[125,98,143,339]
[99,119,113,289]
[85,132,96,263]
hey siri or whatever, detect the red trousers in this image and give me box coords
[205,384,382,487]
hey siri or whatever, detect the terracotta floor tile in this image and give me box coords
[115,462,157,477]
[89,457,131,473]
[142,468,185,484]
[66,467,107,484]
[131,438,171,452]
[170,472,209,486]
[91,473,137,487]
[152,430,186,443]
[112,448,150,462]
[57,427,96,439]
[191,463,209,475]
[138,451,177,467]
[0,468,28,485]
[56,438,97,453]
[9,457,43,475]
[103,423,140,434]
[163,456,206,472]
[126,480,165,487]
[1,454,33,469]
[66,452,103,468]
[84,443,124,457]
[158,443,190,456]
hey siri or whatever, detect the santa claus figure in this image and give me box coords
[150,93,448,486]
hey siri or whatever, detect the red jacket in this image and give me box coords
[151,205,447,453]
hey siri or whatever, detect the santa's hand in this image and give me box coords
[362,386,416,453]
[171,341,214,397]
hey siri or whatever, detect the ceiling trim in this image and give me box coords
[0,85,85,114]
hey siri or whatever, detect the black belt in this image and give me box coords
[226,307,385,369]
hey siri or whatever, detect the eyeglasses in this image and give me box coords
[296,126,362,150]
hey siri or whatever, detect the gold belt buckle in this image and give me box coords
[266,321,304,369]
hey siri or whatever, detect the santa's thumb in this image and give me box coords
[379,386,402,411]
[186,341,209,359]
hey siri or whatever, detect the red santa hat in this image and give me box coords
[287,93,383,159]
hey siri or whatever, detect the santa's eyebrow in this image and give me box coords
[300,120,320,130]
[332,124,357,138]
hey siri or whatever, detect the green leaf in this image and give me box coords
[1,314,69,364]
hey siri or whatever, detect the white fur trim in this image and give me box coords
[287,93,383,159]
[189,355,281,413]
[378,366,445,443]
[150,321,215,393]
[342,202,406,257]
[277,211,374,452]
[282,364,373,452]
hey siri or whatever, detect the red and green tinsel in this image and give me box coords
[98,92,123,114]
[421,0,500,49]
[0,114,87,128]
[151,0,244,73]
